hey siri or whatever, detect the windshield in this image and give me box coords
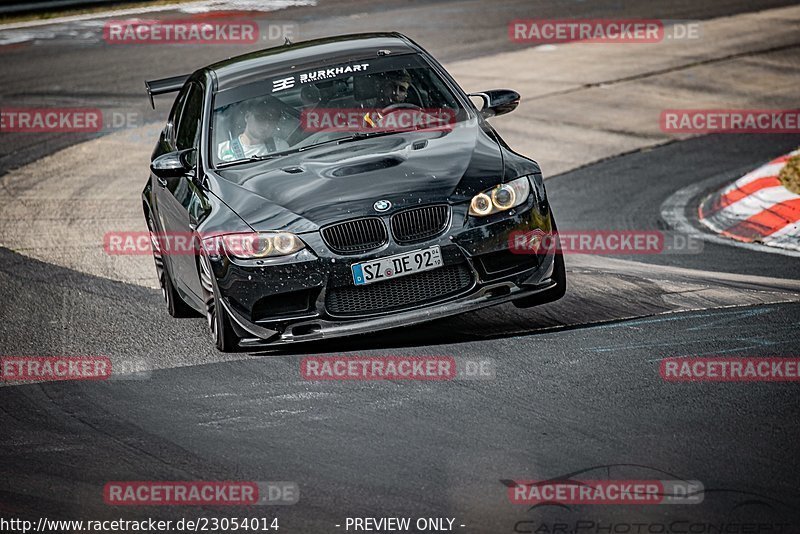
[210,54,468,166]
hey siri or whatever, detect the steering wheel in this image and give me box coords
[380,103,423,114]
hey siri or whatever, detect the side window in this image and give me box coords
[176,84,203,150]
[166,85,190,141]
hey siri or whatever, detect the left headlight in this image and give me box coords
[202,232,305,259]
[469,176,531,217]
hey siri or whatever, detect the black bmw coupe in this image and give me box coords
[142,32,565,351]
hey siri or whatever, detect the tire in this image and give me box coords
[148,215,195,318]
[199,253,240,352]
[512,217,566,309]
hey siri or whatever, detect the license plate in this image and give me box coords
[352,246,442,286]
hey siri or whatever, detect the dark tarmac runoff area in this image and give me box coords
[1,0,800,532]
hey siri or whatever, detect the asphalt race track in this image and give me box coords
[1,0,800,532]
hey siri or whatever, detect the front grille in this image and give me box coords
[321,217,388,254]
[391,205,450,244]
[326,263,473,316]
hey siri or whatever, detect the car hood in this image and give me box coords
[213,117,506,233]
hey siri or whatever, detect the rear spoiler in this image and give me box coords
[145,74,189,109]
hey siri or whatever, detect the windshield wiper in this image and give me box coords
[337,122,449,143]
[334,127,442,146]
[216,153,283,168]
[267,135,392,153]
[336,130,402,143]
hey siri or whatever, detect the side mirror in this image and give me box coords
[468,89,521,118]
[151,148,196,179]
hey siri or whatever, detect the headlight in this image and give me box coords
[202,232,305,259]
[468,176,531,217]
[470,192,493,216]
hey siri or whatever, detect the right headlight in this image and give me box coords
[202,232,305,259]
[469,176,531,217]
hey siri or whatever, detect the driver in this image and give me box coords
[218,97,289,162]
[363,70,412,128]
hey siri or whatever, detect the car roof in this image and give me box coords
[208,32,421,91]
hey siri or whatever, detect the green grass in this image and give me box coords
[778,151,800,196]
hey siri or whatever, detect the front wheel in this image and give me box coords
[199,254,240,352]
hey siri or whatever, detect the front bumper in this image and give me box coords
[206,190,556,347]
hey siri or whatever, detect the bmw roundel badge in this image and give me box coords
[373,199,392,212]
